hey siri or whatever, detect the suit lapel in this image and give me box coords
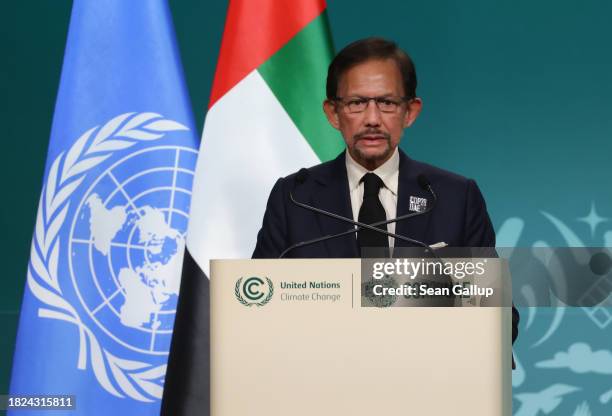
[309,150,433,255]
[395,150,433,247]
[311,152,359,258]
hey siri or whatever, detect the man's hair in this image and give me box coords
[326,37,417,99]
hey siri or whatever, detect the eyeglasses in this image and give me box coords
[333,96,411,113]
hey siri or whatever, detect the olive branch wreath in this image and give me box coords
[27,112,189,402]
[234,277,274,307]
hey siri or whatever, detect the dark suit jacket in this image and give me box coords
[252,149,519,344]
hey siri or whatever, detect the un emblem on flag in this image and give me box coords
[27,113,197,401]
[69,145,197,354]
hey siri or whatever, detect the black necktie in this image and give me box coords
[358,172,388,249]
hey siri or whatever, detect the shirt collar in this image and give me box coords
[345,148,399,195]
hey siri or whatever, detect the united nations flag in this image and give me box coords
[8,1,198,415]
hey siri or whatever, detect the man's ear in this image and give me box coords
[403,98,422,128]
[323,100,340,130]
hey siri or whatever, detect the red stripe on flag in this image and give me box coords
[209,0,327,108]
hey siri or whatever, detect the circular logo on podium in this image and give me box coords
[235,276,274,306]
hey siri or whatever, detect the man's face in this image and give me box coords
[323,58,422,170]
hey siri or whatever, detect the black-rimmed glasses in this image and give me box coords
[332,96,411,113]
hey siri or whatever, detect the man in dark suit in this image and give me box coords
[251,150,494,258]
[252,37,518,345]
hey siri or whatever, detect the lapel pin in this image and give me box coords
[409,195,428,212]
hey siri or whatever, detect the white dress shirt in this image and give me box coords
[345,148,399,248]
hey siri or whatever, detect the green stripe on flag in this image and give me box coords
[259,12,344,162]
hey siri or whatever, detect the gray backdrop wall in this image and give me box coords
[2,1,611,413]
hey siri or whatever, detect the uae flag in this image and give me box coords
[161,1,343,414]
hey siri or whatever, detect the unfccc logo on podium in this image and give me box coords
[235,277,274,307]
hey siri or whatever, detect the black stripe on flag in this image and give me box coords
[161,247,210,416]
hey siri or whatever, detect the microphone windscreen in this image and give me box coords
[417,174,430,190]
[296,168,310,184]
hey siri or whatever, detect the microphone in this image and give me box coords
[417,174,430,192]
[279,172,438,258]
[295,168,310,185]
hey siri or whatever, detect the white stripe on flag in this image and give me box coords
[188,70,320,275]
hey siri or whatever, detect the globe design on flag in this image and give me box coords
[69,146,197,355]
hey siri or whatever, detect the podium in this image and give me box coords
[210,259,512,415]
